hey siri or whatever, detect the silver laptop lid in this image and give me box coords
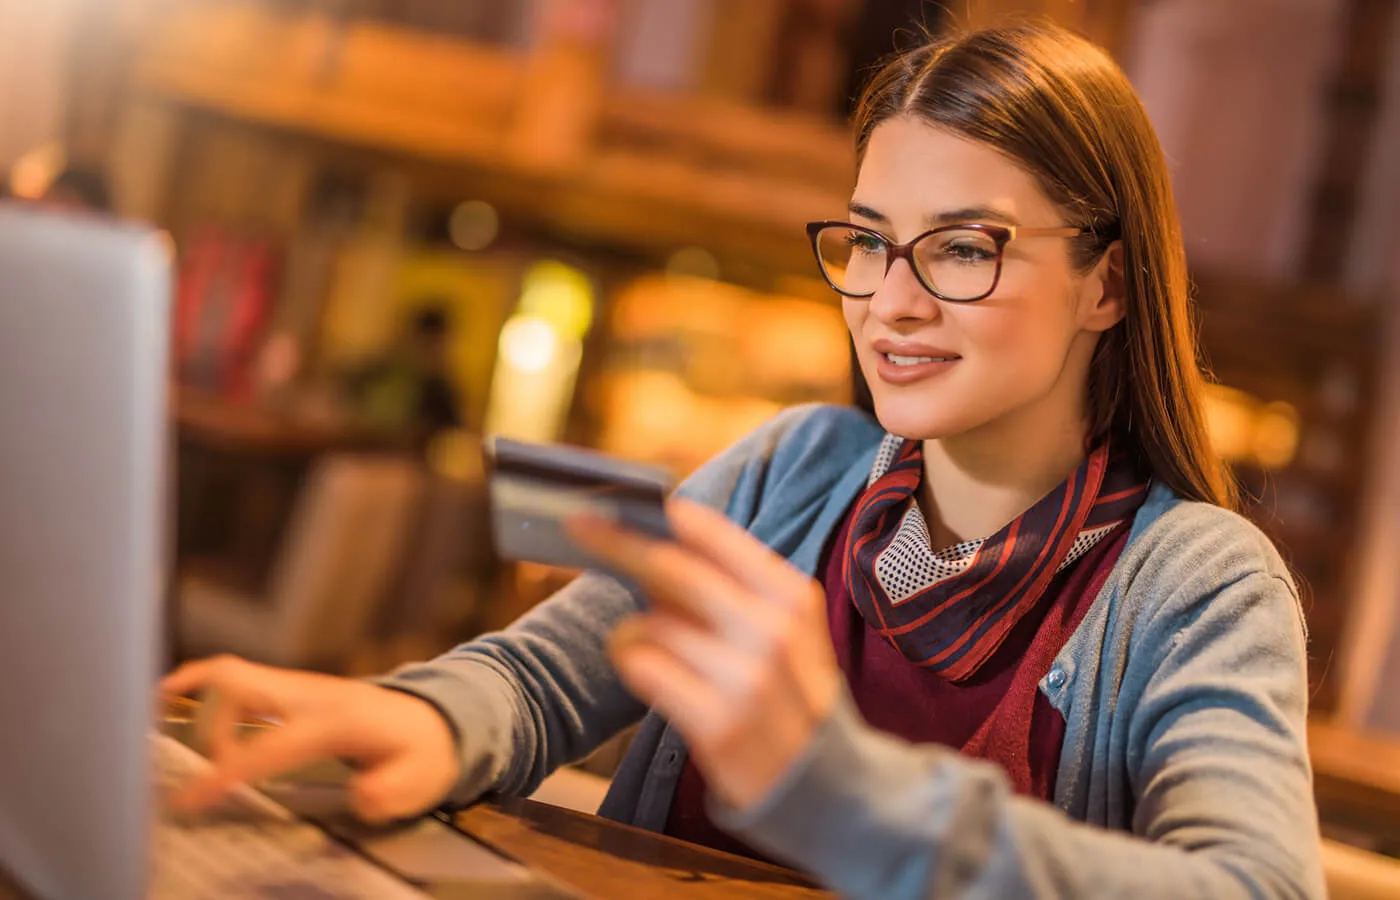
[0,204,171,900]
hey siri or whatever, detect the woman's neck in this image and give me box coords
[918,402,1090,550]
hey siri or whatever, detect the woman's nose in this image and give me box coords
[866,257,941,325]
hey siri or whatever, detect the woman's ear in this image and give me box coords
[1080,241,1126,333]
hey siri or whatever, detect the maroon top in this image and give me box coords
[663,502,1131,859]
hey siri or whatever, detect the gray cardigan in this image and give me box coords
[381,404,1324,899]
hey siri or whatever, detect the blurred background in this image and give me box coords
[3,0,1400,878]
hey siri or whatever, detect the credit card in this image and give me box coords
[484,436,674,571]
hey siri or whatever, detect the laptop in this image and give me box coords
[0,204,571,899]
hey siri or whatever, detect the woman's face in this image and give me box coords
[844,116,1121,443]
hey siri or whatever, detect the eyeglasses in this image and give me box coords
[806,221,1096,303]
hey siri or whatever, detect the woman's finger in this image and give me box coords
[197,686,244,762]
[170,721,332,814]
[666,499,813,605]
[349,754,447,824]
[569,516,759,639]
[161,655,283,717]
[609,635,728,739]
[160,656,224,698]
[639,613,757,696]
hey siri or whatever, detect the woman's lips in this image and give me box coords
[873,350,961,385]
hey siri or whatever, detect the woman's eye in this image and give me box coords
[845,233,885,255]
[944,242,996,263]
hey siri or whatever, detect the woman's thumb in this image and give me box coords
[348,754,451,824]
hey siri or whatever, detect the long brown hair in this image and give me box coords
[852,21,1237,510]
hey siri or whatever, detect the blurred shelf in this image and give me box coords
[175,387,394,456]
[127,0,854,272]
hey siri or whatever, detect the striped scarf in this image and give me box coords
[845,434,1149,681]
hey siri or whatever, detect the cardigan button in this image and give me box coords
[1046,667,1067,690]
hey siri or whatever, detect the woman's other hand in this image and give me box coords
[569,499,841,810]
[160,656,460,823]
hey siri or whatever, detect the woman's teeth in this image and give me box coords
[884,353,954,366]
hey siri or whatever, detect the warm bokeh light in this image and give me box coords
[483,262,594,443]
[517,260,595,339]
[7,141,64,200]
[1254,401,1303,470]
[1203,385,1256,464]
[1203,385,1302,470]
[497,314,560,374]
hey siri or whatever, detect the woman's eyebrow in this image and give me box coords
[927,206,1021,227]
[848,202,887,223]
[847,202,1022,228]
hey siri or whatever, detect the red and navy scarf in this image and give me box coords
[845,435,1150,682]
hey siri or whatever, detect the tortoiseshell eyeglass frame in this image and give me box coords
[805,220,1100,302]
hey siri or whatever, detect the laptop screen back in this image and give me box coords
[0,205,170,900]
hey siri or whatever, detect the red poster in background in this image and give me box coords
[173,227,279,403]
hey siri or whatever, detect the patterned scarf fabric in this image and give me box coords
[845,434,1149,682]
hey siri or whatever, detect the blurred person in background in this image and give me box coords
[342,303,463,449]
[162,21,1322,900]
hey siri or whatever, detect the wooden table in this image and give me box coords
[455,798,830,900]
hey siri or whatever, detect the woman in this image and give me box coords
[166,22,1324,899]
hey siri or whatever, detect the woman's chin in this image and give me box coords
[870,394,980,441]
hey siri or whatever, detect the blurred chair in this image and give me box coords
[346,470,495,674]
[178,454,426,672]
[384,470,493,635]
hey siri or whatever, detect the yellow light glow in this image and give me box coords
[484,319,583,443]
[518,260,594,338]
[498,315,560,373]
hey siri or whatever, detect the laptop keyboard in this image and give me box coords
[151,734,431,899]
